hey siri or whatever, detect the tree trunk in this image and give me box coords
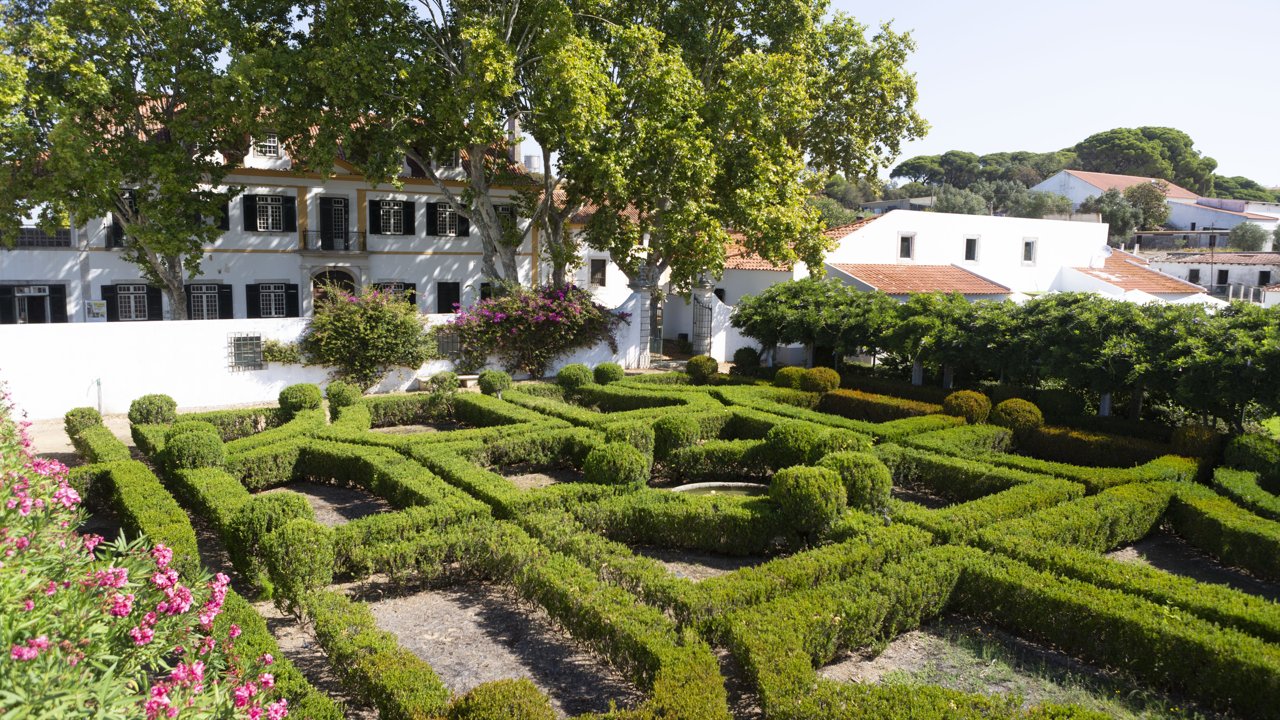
[1129,383,1145,420]
[1098,392,1113,417]
[911,358,924,386]
[942,365,954,390]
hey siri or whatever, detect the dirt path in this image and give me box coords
[499,466,583,491]
[891,484,952,509]
[362,582,643,717]
[630,546,762,582]
[262,482,393,527]
[1107,527,1280,602]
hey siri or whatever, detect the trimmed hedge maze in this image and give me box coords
[63,373,1280,719]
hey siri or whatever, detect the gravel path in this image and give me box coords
[371,423,462,435]
[499,466,583,491]
[364,583,643,717]
[630,546,762,582]
[1107,527,1280,601]
[892,484,952,509]
[253,601,378,719]
[262,482,393,527]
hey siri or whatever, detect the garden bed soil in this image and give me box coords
[1106,527,1280,602]
[891,483,952,509]
[630,546,763,582]
[499,465,585,491]
[262,481,393,527]
[371,422,463,435]
[819,616,1224,719]
[362,582,643,717]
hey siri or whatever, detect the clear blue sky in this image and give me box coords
[831,0,1280,187]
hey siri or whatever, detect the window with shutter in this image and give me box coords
[117,285,149,321]
[436,205,458,236]
[258,284,288,318]
[257,196,284,232]
[188,284,221,320]
[379,201,404,235]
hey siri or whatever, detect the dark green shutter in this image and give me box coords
[48,285,68,323]
[0,287,14,324]
[218,285,234,319]
[369,200,382,234]
[245,284,261,319]
[284,284,300,317]
[102,285,119,322]
[184,285,195,316]
[218,201,230,231]
[145,286,163,321]
[282,197,297,232]
[109,218,125,248]
[457,213,470,237]
[426,203,438,235]
[402,201,415,235]
[242,196,258,231]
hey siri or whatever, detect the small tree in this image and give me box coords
[1079,189,1140,241]
[930,184,988,215]
[1123,182,1171,230]
[299,285,435,390]
[1228,223,1269,251]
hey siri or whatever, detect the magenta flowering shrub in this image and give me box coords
[0,380,286,718]
[451,285,629,378]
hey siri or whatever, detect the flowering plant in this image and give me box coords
[298,284,436,390]
[450,285,629,378]
[0,380,286,719]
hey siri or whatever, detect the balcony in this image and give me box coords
[302,230,365,253]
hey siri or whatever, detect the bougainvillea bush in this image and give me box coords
[0,382,285,719]
[451,285,629,378]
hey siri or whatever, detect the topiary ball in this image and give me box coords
[583,442,649,486]
[773,366,806,389]
[654,414,700,461]
[989,398,1044,435]
[686,355,719,385]
[278,384,322,417]
[263,519,335,614]
[64,407,103,439]
[557,363,594,390]
[764,422,825,469]
[798,367,841,393]
[163,430,226,471]
[228,492,315,590]
[605,421,656,458]
[164,420,220,442]
[593,362,625,385]
[818,451,892,512]
[325,380,361,411]
[770,466,847,539]
[426,371,460,394]
[448,678,556,720]
[478,370,512,398]
[732,346,761,370]
[129,394,177,426]
[942,390,992,425]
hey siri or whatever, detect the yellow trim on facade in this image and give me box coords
[229,167,517,191]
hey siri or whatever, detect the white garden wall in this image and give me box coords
[0,295,648,420]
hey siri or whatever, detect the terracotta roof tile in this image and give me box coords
[1065,170,1200,200]
[720,217,879,271]
[1073,252,1202,293]
[823,216,879,238]
[1161,252,1280,266]
[829,264,1010,295]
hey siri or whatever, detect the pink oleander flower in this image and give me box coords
[51,484,79,508]
[258,653,273,666]
[152,568,179,590]
[228,624,242,639]
[109,593,135,617]
[266,698,288,720]
[129,625,155,646]
[10,644,38,661]
[258,672,274,689]
[151,545,173,570]
[95,566,129,588]
[83,534,103,553]
[233,682,256,708]
[22,598,33,611]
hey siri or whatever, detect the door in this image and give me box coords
[313,269,356,303]
[15,286,49,324]
[319,197,349,250]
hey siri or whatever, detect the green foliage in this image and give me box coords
[1077,189,1140,240]
[300,286,435,390]
[325,380,361,419]
[1168,485,1280,580]
[819,389,942,422]
[798,367,840,393]
[817,451,892,512]
[96,461,201,573]
[162,430,225,472]
[686,355,720,385]
[583,442,649,486]
[1122,182,1171,230]
[556,363,594,390]
[447,679,556,720]
[990,398,1044,435]
[1229,222,1270,251]
[930,184,988,215]
[1212,467,1280,521]
[809,195,862,229]
[773,366,807,389]
[478,370,513,398]
[1170,424,1223,458]
[228,492,315,590]
[732,346,761,370]
[770,466,847,539]
[1017,426,1169,468]
[1224,433,1280,483]
[654,414,701,461]
[264,519,335,614]
[593,362,625,384]
[942,390,991,424]
[262,340,304,365]
[764,422,870,469]
[278,383,323,418]
[605,421,656,458]
[128,394,177,426]
[164,421,219,442]
[63,407,102,439]
[1008,190,1072,219]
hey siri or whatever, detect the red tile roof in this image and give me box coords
[1161,252,1280,266]
[724,244,791,272]
[1065,170,1199,200]
[829,264,1010,295]
[1073,251,1202,293]
[823,216,879,239]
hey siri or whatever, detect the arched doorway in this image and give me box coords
[312,268,356,303]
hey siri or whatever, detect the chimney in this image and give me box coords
[505,117,521,162]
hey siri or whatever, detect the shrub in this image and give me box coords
[1171,424,1223,459]
[228,492,315,589]
[162,430,226,471]
[773,366,806,389]
[128,393,176,426]
[1018,426,1168,468]
[1224,433,1280,484]
[583,442,649,486]
[733,346,761,370]
[817,389,942,422]
[300,285,436,389]
[426,371,460,394]
[556,363,594,390]
[264,519,335,613]
[593,362,625,385]
[818,451,892,512]
[769,466,846,538]
[164,420,219,442]
[278,383,323,417]
[325,380,361,417]
[63,407,102,438]
[1034,388,1086,420]
[798,367,840,393]
[478,370,513,398]
[654,414,701,461]
[686,355,720,385]
[764,422,869,469]
[448,679,555,720]
[605,421,656,458]
[451,285,628,378]
[942,390,991,424]
[989,398,1043,435]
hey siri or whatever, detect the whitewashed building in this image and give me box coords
[1146,251,1280,302]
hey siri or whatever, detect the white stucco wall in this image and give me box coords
[1030,172,1100,207]
[1166,203,1279,236]
[1146,259,1279,289]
